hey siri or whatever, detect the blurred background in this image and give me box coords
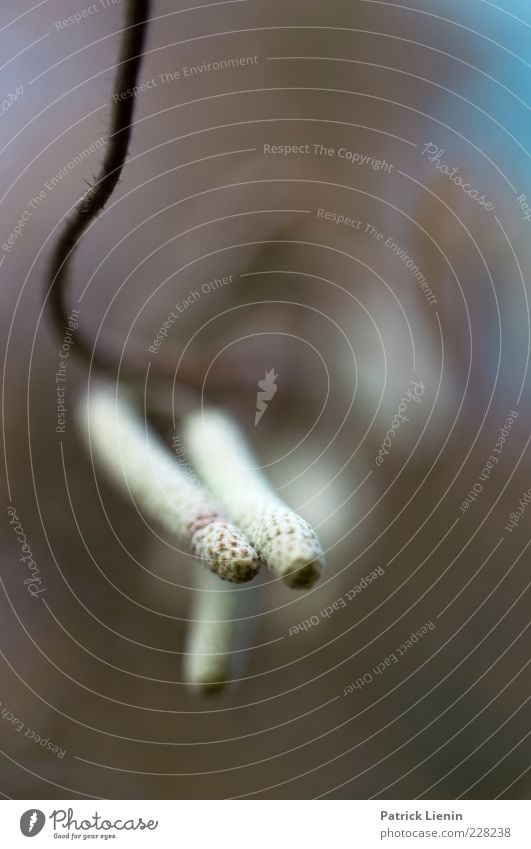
[0,0,530,799]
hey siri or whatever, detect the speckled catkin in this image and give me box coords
[183,409,324,588]
[78,383,260,582]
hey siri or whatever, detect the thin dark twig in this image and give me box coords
[45,3,302,400]
[47,0,153,377]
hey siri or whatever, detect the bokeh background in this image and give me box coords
[0,0,530,799]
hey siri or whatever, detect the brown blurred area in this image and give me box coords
[0,0,530,799]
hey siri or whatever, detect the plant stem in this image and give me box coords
[47,0,152,377]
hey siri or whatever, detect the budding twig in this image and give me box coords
[78,383,260,582]
[183,409,324,588]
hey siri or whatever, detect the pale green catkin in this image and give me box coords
[78,383,260,583]
[183,568,251,694]
[183,409,324,588]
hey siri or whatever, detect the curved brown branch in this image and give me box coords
[45,7,305,401]
[46,0,157,379]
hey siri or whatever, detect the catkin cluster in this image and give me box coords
[78,383,324,692]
